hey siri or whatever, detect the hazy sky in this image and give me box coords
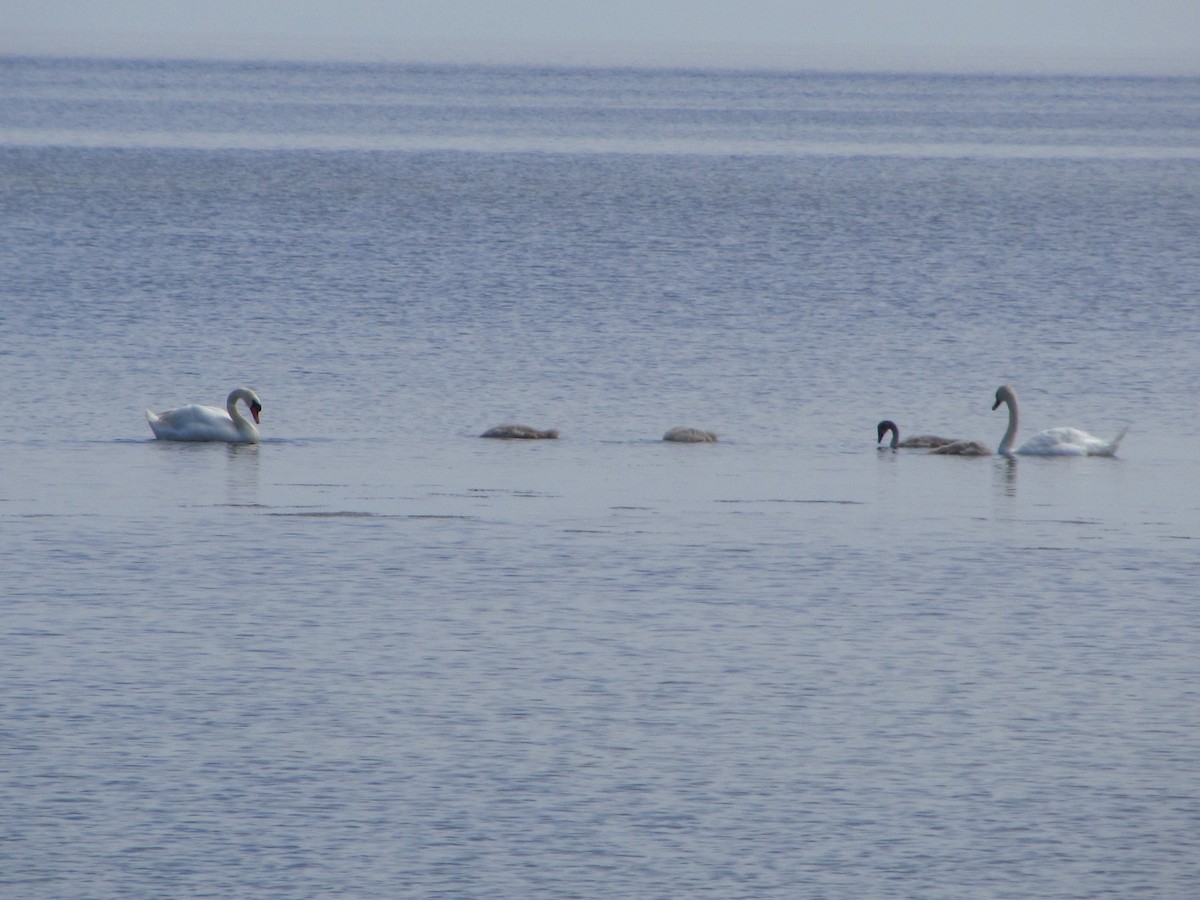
[3,1,1198,73]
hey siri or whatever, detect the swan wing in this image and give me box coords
[147,403,241,442]
[1017,426,1125,457]
[897,434,956,448]
[930,440,991,456]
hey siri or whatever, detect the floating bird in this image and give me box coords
[663,426,717,443]
[876,420,955,450]
[992,385,1126,456]
[480,424,559,439]
[147,388,262,443]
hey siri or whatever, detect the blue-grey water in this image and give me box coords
[2,56,1199,897]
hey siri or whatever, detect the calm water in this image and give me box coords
[2,56,1199,897]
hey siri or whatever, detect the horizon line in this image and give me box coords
[5,33,1199,78]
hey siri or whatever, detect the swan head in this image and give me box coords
[228,388,262,423]
[876,420,898,444]
[993,384,1016,411]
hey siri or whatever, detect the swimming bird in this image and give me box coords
[876,420,956,449]
[147,388,262,443]
[992,384,1127,456]
[480,424,559,439]
[663,426,718,443]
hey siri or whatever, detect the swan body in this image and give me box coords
[664,426,717,443]
[876,420,955,450]
[992,385,1126,457]
[147,388,262,443]
[481,424,559,439]
[930,439,992,456]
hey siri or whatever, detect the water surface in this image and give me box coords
[2,57,1199,897]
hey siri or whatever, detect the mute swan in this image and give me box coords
[664,427,717,443]
[481,424,559,439]
[992,385,1127,457]
[147,388,262,443]
[876,420,955,449]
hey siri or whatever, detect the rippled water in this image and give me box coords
[2,57,1199,897]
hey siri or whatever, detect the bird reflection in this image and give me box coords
[994,454,1018,498]
[225,441,261,506]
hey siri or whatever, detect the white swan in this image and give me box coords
[876,420,955,449]
[481,424,559,439]
[147,388,262,443]
[992,384,1126,457]
[663,426,717,443]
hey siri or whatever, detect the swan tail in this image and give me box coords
[145,410,165,439]
[1106,426,1129,455]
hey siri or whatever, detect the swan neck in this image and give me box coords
[999,396,1018,455]
[879,422,898,449]
[226,390,259,438]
